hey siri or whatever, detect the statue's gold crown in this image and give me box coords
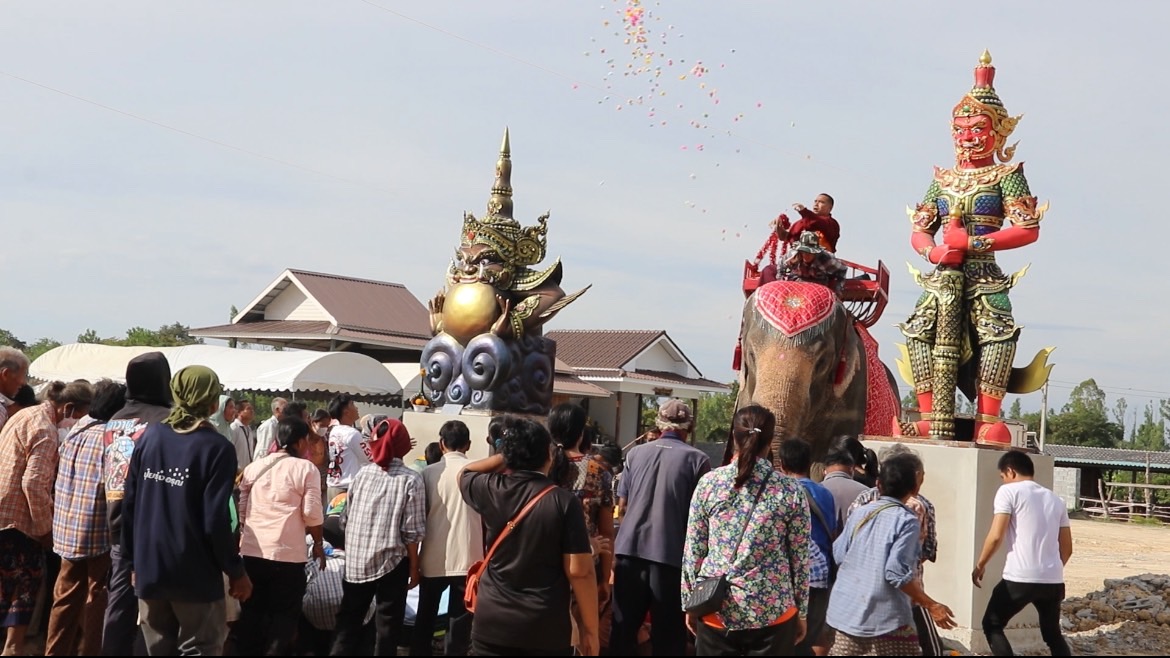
[952,50,1023,161]
[460,128,549,268]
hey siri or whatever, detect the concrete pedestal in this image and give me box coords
[400,409,550,463]
[862,438,1054,655]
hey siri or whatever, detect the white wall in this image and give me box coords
[1053,466,1082,510]
[630,342,686,375]
[264,285,330,321]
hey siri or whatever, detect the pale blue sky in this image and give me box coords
[2,1,1166,423]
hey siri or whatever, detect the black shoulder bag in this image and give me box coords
[685,470,774,617]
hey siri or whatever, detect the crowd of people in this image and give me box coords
[0,344,1074,656]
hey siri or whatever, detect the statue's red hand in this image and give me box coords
[942,217,968,250]
[931,246,965,267]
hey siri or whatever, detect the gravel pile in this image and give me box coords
[1051,574,1170,656]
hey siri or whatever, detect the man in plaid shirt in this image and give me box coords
[45,381,127,656]
[330,418,425,656]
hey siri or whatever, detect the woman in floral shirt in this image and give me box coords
[682,405,811,655]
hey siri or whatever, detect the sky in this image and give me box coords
[2,1,1167,424]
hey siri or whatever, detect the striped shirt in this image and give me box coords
[0,402,59,539]
[828,497,920,637]
[849,487,937,581]
[54,416,110,559]
[341,460,426,583]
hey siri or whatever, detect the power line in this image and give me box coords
[1048,379,1170,399]
[0,69,398,196]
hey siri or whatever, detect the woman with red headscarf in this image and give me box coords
[329,418,425,656]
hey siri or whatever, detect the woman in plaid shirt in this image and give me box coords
[45,380,127,657]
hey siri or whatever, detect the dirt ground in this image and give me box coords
[1064,516,1170,597]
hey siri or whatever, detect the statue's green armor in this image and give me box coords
[899,162,1037,438]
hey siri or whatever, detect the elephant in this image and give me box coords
[734,280,901,466]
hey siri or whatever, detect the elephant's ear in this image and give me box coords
[831,329,863,398]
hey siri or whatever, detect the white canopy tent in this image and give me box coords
[30,343,402,397]
[383,363,423,398]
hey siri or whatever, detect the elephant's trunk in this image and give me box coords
[751,342,815,464]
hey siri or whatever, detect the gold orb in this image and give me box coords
[442,282,500,343]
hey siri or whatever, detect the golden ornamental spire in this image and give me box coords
[487,127,513,220]
[979,49,992,66]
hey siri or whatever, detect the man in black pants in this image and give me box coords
[610,400,711,656]
[972,451,1073,656]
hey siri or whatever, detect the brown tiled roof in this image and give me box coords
[546,330,664,370]
[568,367,728,392]
[334,327,428,349]
[191,320,427,351]
[194,320,334,337]
[624,369,729,391]
[553,373,612,399]
[289,270,431,339]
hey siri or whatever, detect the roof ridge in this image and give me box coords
[288,268,408,289]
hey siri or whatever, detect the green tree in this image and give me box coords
[228,306,239,349]
[639,397,658,437]
[1046,379,1123,448]
[120,323,202,347]
[1007,398,1023,420]
[1064,379,1108,418]
[1132,400,1168,451]
[1018,410,1043,434]
[901,391,918,411]
[1113,397,1129,427]
[0,329,26,350]
[25,338,62,361]
[694,382,739,443]
[77,329,102,344]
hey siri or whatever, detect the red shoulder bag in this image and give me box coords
[464,485,556,613]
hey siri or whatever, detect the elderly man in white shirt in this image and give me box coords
[409,420,482,657]
[252,397,287,462]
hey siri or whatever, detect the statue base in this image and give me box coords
[400,409,549,463]
[421,332,557,416]
[860,437,1055,655]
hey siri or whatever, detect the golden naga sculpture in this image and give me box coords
[428,129,590,344]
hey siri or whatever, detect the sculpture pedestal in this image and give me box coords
[862,438,1054,655]
[401,409,550,463]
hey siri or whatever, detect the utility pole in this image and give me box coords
[1039,378,1049,452]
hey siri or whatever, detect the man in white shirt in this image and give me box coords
[230,400,256,470]
[410,420,482,657]
[972,451,1073,656]
[253,397,287,462]
[325,394,369,500]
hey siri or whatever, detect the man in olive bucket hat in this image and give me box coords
[122,365,253,655]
